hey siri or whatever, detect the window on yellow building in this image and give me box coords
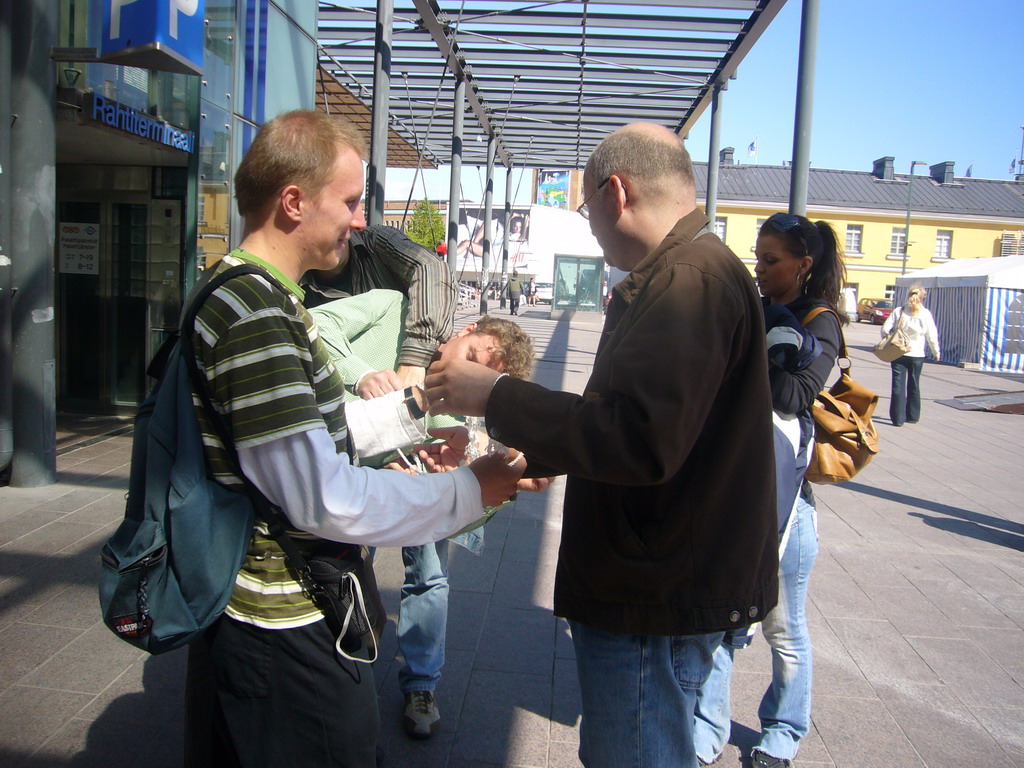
[845,225,863,254]
[751,218,767,251]
[714,216,727,243]
[890,227,906,256]
[935,230,953,260]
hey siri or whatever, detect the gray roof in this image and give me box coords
[692,163,1024,220]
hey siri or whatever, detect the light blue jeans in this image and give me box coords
[397,540,450,693]
[570,620,723,768]
[693,495,819,763]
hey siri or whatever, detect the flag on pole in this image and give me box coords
[1012,158,1018,174]
[965,165,973,177]
[748,138,758,158]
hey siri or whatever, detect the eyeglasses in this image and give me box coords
[764,212,802,233]
[577,177,610,220]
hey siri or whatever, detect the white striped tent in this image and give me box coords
[895,256,1024,373]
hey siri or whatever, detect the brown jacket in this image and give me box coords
[486,210,778,635]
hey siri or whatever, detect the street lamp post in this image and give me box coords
[902,160,926,275]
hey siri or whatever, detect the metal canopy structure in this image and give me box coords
[318,0,788,170]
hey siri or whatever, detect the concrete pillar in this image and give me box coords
[10,0,58,486]
[788,0,819,216]
[446,77,465,276]
[705,82,724,223]
[479,135,495,315]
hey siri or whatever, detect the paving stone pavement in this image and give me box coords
[0,304,1022,768]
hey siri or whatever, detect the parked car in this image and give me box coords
[534,282,553,304]
[857,298,894,324]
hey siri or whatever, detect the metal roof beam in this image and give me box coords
[444,31,733,53]
[675,0,789,136]
[408,0,511,166]
[330,60,711,83]
[327,44,721,71]
[427,11,747,34]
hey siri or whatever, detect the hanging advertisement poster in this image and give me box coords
[59,222,101,275]
[452,205,533,283]
[536,170,570,209]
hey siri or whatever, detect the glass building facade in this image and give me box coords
[50,0,317,413]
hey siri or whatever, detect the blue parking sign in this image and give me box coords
[101,0,205,76]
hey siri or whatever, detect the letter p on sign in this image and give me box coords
[109,0,140,39]
[170,0,199,39]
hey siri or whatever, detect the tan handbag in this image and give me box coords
[872,310,911,362]
[802,308,881,484]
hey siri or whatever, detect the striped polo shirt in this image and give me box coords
[192,250,345,630]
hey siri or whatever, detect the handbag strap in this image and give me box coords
[800,305,850,365]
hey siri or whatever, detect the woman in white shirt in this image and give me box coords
[881,285,940,426]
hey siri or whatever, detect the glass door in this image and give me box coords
[57,198,173,411]
[57,201,103,406]
[110,204,149,406]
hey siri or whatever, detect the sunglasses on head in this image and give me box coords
[764,212,802,233]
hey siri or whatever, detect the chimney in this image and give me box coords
[719,146,734,165]
[929,161,955,185]
[872,156,894,180]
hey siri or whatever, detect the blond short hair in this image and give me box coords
[234,110,368,218]
[474,316,534,380]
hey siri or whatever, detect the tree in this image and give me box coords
[405,199,446,251]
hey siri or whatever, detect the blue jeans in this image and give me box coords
[889,355,924,425]
[397,540,450,693]
[693,496,819,763]
[570,620,723,768]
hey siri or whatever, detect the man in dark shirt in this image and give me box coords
[423,122,777,768]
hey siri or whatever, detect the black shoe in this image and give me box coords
[751,749,792,768]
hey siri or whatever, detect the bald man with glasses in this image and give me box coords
[423,122,778,768]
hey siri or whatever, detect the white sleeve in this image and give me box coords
[344,388,426,461]
[881,308,897,335]
[925,309,940,357]
[238,428,484,547]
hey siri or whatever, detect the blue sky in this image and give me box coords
[385,0,1024,204]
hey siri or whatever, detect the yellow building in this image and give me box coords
[695,152,1024,303]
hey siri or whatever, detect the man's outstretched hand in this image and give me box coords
[414,426,471,473]
[468,452,526,507]
[424,358,502,417]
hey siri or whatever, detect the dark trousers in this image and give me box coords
[509,294,521,315]
[889,355,924,425]
[185,616,379,768]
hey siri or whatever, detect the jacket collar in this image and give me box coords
[612,209,711,305]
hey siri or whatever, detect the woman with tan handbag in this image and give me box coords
[881,286,940,426]
[694,213,846,768]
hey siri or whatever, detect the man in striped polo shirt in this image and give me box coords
[185,110,524,768]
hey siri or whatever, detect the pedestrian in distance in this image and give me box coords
[882,285,940,426]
